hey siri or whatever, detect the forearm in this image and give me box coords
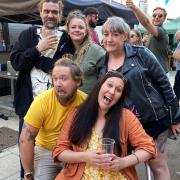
[173,50,180,61]
[123,149,152,168]
[19,137,35,172]
[57,150,86,163]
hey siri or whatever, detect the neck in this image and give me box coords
[73,41,82,52]
[95,109,107,133]
[108,50,125,71]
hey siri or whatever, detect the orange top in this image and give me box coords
[53,108,157,180]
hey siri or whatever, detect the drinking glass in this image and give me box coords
[101,138,115,154]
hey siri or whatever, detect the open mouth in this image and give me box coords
[104,95,112,103]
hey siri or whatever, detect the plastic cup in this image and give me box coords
[46,29,58,49]
[101,138,115,154]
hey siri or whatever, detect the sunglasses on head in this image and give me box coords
[152,13,163,18]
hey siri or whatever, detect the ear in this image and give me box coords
[76,79,82,87]
[122,32,129,42]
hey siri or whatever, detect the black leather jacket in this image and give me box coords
[97,44,178,124]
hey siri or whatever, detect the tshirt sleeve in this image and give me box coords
[24,94,47,128]
[176,42,180,50]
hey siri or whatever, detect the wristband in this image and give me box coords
[132,152,140,164]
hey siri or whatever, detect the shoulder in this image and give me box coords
[34,88,54,102]
[121,108,142,131]
[76,90,88,100]
[89,43,105,53]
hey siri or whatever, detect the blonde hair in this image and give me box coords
[65,12,92,64]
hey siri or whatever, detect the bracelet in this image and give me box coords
[132,152,140,164]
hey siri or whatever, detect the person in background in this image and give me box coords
[64,12,105,94]
[126,0,169,73]
[10,0,75,178]
[173,30,180,102]
[142,32,149,46]
[19,58,87,180]
[129,29,142,45]
[83,7,100,45]
[53,70,157,180]
[96,16,180,180]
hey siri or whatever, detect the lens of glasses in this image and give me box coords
[153,13,163,18]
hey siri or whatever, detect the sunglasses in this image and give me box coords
[152,13,163,18]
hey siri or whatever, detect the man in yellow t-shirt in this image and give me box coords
[19,58,87,180]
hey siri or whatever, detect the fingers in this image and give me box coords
[38,35,58,51]
[171,123,180,136]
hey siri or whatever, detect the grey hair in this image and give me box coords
[53,58,84,85]
[102,16,130,40]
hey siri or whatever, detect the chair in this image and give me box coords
[145,162,152,180]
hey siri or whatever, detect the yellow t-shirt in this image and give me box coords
[24,88,87,150]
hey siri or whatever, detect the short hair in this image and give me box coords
[153,7,167,17]
[39,0,63,14]
[83,7,99,16]
[53,58,83,85]
[175,30,180,41]
[102,16,131,41]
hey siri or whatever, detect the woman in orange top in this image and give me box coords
[53,70,157,180]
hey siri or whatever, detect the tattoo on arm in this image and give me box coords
[20,123,36,144]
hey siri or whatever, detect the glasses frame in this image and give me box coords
[152,13,163,18]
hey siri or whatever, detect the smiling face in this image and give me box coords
[103,29,127,53]
[52,66,80,105]
[98,77,125,113]
[40,2,60,29]
[68,17,88,44]
[152,8,166,26]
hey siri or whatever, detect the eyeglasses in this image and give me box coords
[152,13,163,18]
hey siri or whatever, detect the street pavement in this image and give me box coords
[0,71,179,180]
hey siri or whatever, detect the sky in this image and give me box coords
[114,0,180,19]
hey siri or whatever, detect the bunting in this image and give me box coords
[165,0,170,5]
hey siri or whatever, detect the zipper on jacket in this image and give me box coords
[133,57,159,121]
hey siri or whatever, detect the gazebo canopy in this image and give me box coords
[163,17,180,34]
[0,0,138,27]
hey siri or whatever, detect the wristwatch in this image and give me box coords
[24,171,33,179]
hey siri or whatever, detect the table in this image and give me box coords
[0,71,17,111]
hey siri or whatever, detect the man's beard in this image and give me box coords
[58,90,76,105]
[44,20,58,29]
[89,21,96,28]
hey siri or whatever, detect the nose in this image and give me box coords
[47,11,54,18]
[109,87,115,95]
[55,79,63,87]
[106,34,113,42]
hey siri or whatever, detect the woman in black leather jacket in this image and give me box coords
[96,17,180,180]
